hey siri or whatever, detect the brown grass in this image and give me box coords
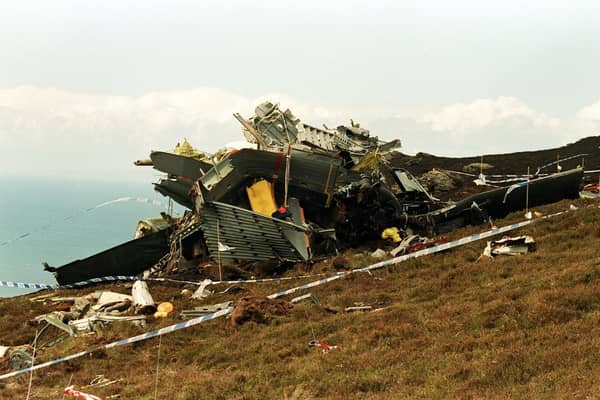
[0,198,599,399]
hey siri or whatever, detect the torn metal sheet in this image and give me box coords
[150,150,211,180]
[200,201,310,263]
[239,101,400,155]
[91,292,133,311]
[132,281,156,314]
[34,313,76,337]
[483,235,536,257]
[8,347,33,370]
[69,315,147,333]
[180,301,232,318]
[48,228,171,285]
[191,279,213,299]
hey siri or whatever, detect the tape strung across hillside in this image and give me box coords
[0,307,234,380]
[0,209,569,380]
[0,272,348,291]
[0,276,139,290]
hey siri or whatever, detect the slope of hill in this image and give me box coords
[389,136,600,176]
[0,197,598,399]
[389,136,600,201]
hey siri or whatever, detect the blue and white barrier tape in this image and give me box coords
[0,276,139,290]
[0,209,570,379]
[0,272,345,291]
[0,307,233,380]
[0,281,55,290]
[149,273,346,286]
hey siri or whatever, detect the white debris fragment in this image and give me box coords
[370,249,387,258]
[132,281,156,314]
[192,279,213,299]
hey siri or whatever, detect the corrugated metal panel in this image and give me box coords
[200,201,309,264]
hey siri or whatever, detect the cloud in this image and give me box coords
[420,96,560,133]
[0,86,338,180]
[576,99,600,131]
[387,96,569,156]
[0,88,596,180]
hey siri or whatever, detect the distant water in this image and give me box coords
[0,176,179,297]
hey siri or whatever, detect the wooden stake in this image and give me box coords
[525,166,530,215]
[480,155,483,176]
[216,219,223,282]
[25,330,38,400]
[154,335,162,400]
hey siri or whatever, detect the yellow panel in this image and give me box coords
[246,180,277,216]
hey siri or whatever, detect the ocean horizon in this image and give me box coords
[0,176,178,298]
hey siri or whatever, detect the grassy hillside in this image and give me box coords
[0,198,599,399]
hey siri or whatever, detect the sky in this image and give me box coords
[1,0,600,180]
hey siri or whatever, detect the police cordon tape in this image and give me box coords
[149,273,347,287]
[0,272,347,291]
[0,307,234,380]
[0,208,571,380]
[0,276,140,290]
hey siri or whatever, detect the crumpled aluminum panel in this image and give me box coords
[200,201,309,264]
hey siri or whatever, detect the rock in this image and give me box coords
[418,169,457,196]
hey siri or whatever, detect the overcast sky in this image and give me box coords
[1,0,599,180]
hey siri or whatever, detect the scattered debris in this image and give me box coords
[8,346,33,370]
[91,291,132,313]
[345,306,373,312]
[308,340,337,352]
[370,249,387,258]
[291,293,319,304]
[191,279,213,300]
[132,281,156,314]
[180,301,232,318]
[218,285,245,295]
[83,375,121,389]
[580,184,600,199]
[63,385,102,400]
[390,235,449,257]
[483,235,536,257]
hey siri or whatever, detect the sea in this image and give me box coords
[0,176,181,297]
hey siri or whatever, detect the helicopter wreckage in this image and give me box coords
[47,102,584,285]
